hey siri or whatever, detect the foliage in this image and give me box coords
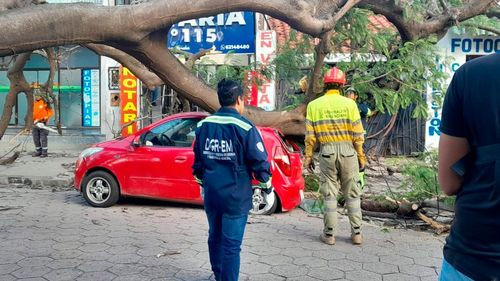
[454,15,500,36]
[193,53,252,88]
[304,174,320,192]
[332,8,450,119]
[396,150,454,206]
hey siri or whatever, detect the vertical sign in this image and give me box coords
[120,67,138,137]
[243,70,258,107]
[82,69,100,127]
[256,30,276,111]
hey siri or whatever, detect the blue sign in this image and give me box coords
[82,69,100,127]
[168,12,255,54]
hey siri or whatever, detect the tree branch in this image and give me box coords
[0,52,32,140]
[0,0,344,56]
[86,43,163,89]
[360,0,497,41]
[462,22,500,35]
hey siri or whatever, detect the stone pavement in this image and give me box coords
[0,187,445,281]
[0,154,76,190]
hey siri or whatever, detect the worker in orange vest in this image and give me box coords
[32,88,54,158]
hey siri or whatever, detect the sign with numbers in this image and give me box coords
[168,12,255,54]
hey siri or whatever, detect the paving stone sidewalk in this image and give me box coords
[0,154,76,190]
[0,187,444,281]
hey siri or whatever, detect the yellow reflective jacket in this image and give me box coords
[305,89,366,165]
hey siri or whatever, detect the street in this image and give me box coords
[0,187,443,281]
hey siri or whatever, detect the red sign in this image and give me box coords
[120,67,138,137]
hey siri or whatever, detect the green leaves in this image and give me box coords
[331,10,450,119]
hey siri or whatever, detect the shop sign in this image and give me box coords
[450,38,500,54]
[426,33,499,149]
[255,30,276,111]
[82,69,100,127]
[120,67,138,136]
[168,12,255,54]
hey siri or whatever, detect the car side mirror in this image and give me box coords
[132,135,141,147]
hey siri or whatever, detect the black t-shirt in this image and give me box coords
[440,53,500,281]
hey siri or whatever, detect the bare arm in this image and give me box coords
[438,133,470,195]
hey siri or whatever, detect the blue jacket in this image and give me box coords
[193,107,271,215]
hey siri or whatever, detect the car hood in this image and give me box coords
[94,136,134,149]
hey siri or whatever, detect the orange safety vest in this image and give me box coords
[33,100,54,123]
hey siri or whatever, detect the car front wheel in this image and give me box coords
[82,170,119,208]
[250,188,278,215]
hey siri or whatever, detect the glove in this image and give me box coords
[194,176,203,186]
[304,157,315,174]
[358,171,365,189]
[255,178,273,194]
[358,157,366,172]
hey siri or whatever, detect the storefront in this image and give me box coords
[425,30,500,149]
[0,46,101,130]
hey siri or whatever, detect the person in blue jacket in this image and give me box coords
[192,79,272,281]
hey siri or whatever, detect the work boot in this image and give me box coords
[320,233,336,245]
[351,234,363,245]
[32,150,42,157]
[40,150,48,158]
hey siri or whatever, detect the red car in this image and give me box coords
[74,112,304,215]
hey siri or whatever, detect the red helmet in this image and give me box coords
[323,67,346,85]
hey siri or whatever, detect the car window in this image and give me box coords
[143,118,200,147]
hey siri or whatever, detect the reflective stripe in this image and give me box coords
[311,119,353,127]
[194,176,203,185]
[317,131,365,138]
[197,115,252,131]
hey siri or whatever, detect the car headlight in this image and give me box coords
[79,147,103,159]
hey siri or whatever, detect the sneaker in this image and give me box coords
[320,233,336,245]
[32,151,42,157]
[351,234,363,245]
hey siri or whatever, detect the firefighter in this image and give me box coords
[305,67,366,245]
[192,79,272,281]
[346,87,376,130]
[32,87,54,158]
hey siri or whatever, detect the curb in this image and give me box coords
[0,175,74,190]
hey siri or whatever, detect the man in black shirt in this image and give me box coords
[438,53,500,281]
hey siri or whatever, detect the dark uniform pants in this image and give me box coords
[319,142,362,236]
[32,125,49,152]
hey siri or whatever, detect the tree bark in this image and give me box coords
[41,48,61,134]
[0,52,32,140]
[360,0,497,41]
[0,0,494,135]
[86,43,163,90]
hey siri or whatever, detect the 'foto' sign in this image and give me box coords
[120,67,138,137]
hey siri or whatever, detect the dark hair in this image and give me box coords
[324,83,342,91]
[217,79,244,107]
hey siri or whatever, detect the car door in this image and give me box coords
[130,117,201,201]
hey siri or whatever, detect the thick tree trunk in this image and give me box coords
[0,52,32,140]
[42,48,61,134]
[0,0,494,136]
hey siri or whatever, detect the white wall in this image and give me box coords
[100,57,122,140]
[425,31,500,149]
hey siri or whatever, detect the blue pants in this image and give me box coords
[206,210,248,281]
[439,258,474,281]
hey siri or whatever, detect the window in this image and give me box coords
[142,118,200,147]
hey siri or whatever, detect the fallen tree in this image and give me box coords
[0,0,497,138]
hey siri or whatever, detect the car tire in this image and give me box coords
[82,170,120,208]
[249,188,278,215]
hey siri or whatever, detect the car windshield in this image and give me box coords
[143,118,200,147]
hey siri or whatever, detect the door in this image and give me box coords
[128,117,201,201]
